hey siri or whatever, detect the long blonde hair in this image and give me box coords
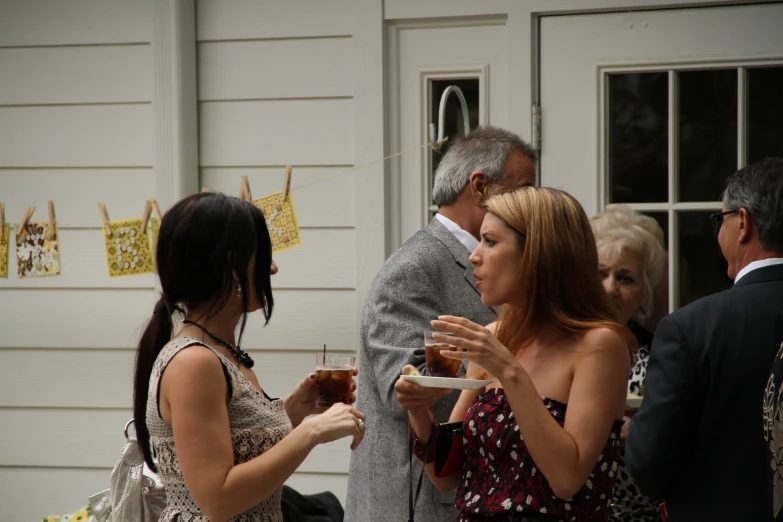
[484,187,633,363]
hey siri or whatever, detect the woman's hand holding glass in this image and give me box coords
[285,369,358,426]
[431,315,520,381]
[301,402,366,450]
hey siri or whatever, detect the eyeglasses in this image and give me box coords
[709,209,740,233]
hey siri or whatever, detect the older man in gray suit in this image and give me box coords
[344,126,536,522]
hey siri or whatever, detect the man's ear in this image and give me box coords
[737,207,752,244]
[469,171,489,204]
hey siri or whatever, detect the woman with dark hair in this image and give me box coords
[133,192,365,522]
[396,187,633,521]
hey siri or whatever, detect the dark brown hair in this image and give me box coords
[133,192,274,470]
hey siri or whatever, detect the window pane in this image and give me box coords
[678,69,738,202]
[430,79,480,181]
[748,66,783,164]
[677,211,732,307]
[608,73,669,203]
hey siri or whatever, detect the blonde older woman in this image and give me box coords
[591,205,666,521]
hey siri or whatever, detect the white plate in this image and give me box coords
[626,394,643,409]
[402,375,492,390]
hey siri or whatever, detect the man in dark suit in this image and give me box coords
[626,157,783,521]
[344,126,536,522]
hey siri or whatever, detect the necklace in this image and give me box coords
[181,320,255,369]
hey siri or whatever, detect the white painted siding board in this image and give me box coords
[0,0,152,47]
[196,0,353,41]
[0,349,357,409]
[271,229,355,289]
[0,289,156,349]
[199,99,354,166]
[0,169,154,225]
[0,350,135,409]
[240,290,357,351]
[384,0,511,19]
[198,38,353,100]
[0,46,152,105]
[200,167,354,228]
[0,105,154,167]
[0,409,350,473]
[286,472,348,506]
[0,229,155,289]
[0,409,132,467]
[0,468,111,522]
[0,289,354,350]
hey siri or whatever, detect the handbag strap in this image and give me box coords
[408,422,432,522]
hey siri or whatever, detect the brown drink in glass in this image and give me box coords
[424,332,461,378]
[315,354,355,407]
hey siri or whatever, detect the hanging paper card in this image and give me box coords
[0,225,9,279]
[103,218,155,278]
[16,223,61,277]
[253,192,302,253]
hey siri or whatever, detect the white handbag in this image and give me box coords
[89,420,167,522]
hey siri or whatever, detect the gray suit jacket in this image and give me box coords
[344,218,497,522]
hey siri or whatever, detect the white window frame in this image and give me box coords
[419,65,490,222]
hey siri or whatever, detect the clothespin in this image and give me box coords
[201,187,211,193]
[276,165,293,211]
[46,201,57,241]
[239,176,253,203]
[149,199,162,221]
[16,206,35,240]
[141,200,153,234]
[97,202,112,236]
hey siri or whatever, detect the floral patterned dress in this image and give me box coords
[609,324,662,522]
[764,340,783,521]
[454,388,623,521]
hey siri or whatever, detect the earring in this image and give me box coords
[236,283,242,297]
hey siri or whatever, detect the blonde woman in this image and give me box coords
[396,187,633,521]
[591,205,666,521]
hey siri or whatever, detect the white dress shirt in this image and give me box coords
[735,257,783,283]
[435,213,479,253]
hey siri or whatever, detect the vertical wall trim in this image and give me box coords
[152,0,199,210]
[353,0,388,327]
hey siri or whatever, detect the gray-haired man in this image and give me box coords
[344,126,536,522]
[626,157,783,521]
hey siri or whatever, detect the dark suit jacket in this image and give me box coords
[344,219,497,522]
[626,263,783,522]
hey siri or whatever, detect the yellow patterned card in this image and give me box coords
[103,218,155,278]
[0,224,9,279]
[253,192,302,253]
[16,222,61,278]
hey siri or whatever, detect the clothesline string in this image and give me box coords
[13,138,444,230]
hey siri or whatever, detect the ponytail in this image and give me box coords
[133,297,174,471]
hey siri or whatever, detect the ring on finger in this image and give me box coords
[357,419,366,431]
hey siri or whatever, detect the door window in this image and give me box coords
[607,65,783,308]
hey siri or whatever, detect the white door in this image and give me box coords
[389,18,509,248]
[540,3,783,312]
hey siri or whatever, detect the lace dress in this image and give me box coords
[147,337,293,522]
[455,388,622,522]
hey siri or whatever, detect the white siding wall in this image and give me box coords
[196,0,357,505]
[0,1,156,521]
